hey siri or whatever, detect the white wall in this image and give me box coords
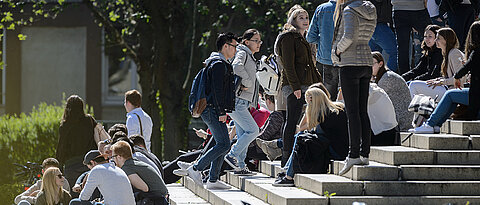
[20,27,87,112]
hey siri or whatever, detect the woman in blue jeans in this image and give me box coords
[273,87,348,186]
[224,29,262,175]
[412,21,480,133]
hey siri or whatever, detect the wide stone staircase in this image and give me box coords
[169,120,480,205]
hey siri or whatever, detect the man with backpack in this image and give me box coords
[183,32,238,190]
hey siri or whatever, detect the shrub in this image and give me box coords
[0,102,64,204]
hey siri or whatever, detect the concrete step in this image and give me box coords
[221,171,326,205]
[400,132,472,150]
[333,161,399,181]
[370,146,480,165]
[471,135,480,149]
[296,174,480,196]
[370,146,435,165]
[182,176,268,205]
[328,196,480,205]
[167,183,211,205]
[400,165,480,180]
[449,120,480,135]
[258,160,282,177]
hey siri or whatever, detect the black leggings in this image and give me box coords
[340,66,372,158]
[281,92,306,166]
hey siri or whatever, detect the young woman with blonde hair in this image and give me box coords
[35,167,71,205]
[276,5,322,166]
[273,87,348,186]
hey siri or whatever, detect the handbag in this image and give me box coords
[408,94,437,115]
[90,116,111,145]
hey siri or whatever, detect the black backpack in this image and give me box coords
[292,131,330,174]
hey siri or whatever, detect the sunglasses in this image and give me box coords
[57,174,65,179]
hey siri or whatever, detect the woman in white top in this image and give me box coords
[409,27,466,101]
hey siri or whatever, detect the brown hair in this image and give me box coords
[464,21,480,58]
[422,25,441,53]
[111,141,133,159]
[372,51,389,83]
[437,28,459,77]
[125,90,142,107]
[42,158,60,169]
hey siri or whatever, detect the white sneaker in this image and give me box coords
[173,168,188,176]
[187,165,203,186]
[177,161,192,171]
[205,181,230,190]
[360,156,369,165]
[412,123,435,134]
[338,157,363,175]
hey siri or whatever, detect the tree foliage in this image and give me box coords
[1,0,326,160]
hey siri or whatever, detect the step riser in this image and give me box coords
[401,133,471,150]
[333,161,399,181]
[296,174,480,196]
[401,166,480,180]
[329,196,480,205]
[222,172,325,205]
[182,176,269,205]
[370,146,480,165]
[449,120,480,135]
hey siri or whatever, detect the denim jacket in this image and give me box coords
[306,0,336,66]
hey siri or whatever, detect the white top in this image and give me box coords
[368,83,398,135]
[80,162,135,205]
[426,0,439,17]
[126,107,153,151]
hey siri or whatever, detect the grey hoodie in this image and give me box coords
[232,44,259,105]
[332,0,377,67]
[204,51,228,65]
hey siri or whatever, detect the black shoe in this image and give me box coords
[272,176,294,187]
[276,172,286,181]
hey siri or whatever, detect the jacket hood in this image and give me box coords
[204,52,228,65]
[346,0,376,21]
[237,44,253,55]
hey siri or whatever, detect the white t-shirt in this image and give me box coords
[80,162,135,205]
[368,83,398,135]
[427,0,440,17]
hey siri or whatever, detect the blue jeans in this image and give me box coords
[228,98,260,169]
[69,198,103,205]
[194,106,231,182]
[427,88,469,127]
[285,132,302,178]
[369,23,398,72]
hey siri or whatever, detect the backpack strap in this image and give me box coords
[133,113,143,136]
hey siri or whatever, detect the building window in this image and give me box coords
[101,30,141,105]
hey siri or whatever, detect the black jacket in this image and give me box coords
[402,47,443,81]
[205,59,236,116]
[369,0,392,24]
[439,0,479,17]
[455,48,480,117]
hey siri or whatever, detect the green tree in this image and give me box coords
[2,0,325,160]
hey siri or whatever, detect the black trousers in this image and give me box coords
[317,61,340,101]
[340,66,372,158]
[281,92,306,166]
[393,9,431,74]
